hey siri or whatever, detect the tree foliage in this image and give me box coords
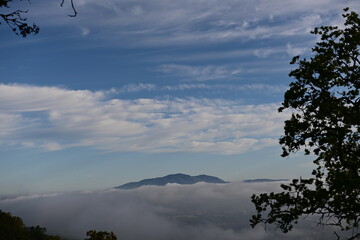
[0,210,63,240]
[0,0,76,37]
[250,8,360,240]
[0,210,119,240]
[84,230,118,240]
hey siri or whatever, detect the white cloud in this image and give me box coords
[161,83,209,91]
[117,83,288,94]
[41,142,63,151]
[0,84,287,154]
[118,83,156,93]
[234,84,288,93]
[157,64,242,81]
[286,43,308,56]
[0,182,339,240]
[80,27,90,36]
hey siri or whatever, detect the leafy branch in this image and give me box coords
[250,8,360,240]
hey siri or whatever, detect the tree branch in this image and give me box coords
[60,0,77,17]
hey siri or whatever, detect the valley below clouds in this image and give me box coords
[0,182,335,240]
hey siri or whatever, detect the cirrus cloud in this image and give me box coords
[28,0,360,47]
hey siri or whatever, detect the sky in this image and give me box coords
[1,0,360,194]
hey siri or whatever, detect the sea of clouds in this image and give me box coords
[0,181,337,240]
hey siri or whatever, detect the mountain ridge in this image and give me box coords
[115,173,228,189]
[243,178,289,183]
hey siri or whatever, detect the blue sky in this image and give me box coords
[1,0,359,194]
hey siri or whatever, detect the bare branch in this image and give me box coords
[60,0,77,17]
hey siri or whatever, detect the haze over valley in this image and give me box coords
[0,180,335,240]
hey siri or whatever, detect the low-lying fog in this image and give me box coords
[0,182,335,240]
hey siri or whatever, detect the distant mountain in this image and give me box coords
[243,178,289,183]
[115,173,228,189]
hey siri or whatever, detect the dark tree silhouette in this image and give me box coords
[0,0,76,37]
[0,210,120,240]
[84,230,118,240]
[0,210,63,240]
[250,8,360,240]
[0,209,28,240]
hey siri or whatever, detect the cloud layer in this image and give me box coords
[33,0,360,47]
[0,84,286,154]
[0,182,337,240]
[157,64,242,81]
[118,83,288,94]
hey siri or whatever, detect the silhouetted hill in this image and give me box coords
[115,173,228,189]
